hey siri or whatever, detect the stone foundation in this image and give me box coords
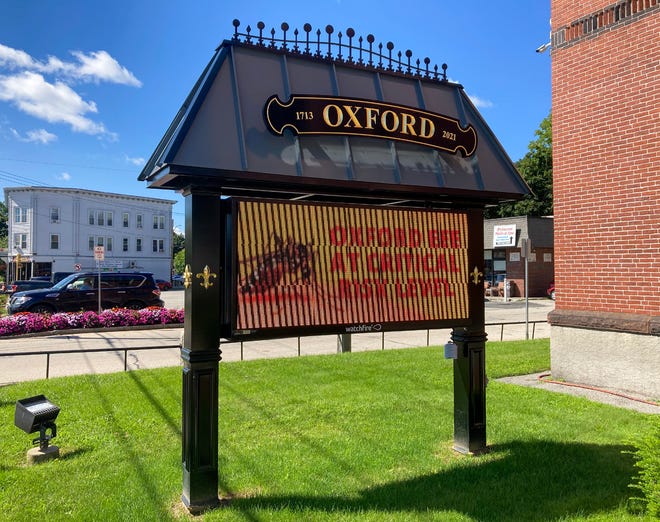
[549,310,660,398]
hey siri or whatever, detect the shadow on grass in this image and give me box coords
[227,440,635,521]
[59,446,93,461]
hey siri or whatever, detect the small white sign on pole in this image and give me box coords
[93,246,105,261]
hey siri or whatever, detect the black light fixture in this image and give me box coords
[14,395,60,463]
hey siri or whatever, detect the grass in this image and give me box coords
[0,338,655,521]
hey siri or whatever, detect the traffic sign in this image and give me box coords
[94,246,105,261]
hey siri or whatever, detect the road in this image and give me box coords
[0,289,554,385]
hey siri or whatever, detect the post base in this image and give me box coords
[26,445,59,465]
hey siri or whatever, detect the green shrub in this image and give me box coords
[627,415,660,516]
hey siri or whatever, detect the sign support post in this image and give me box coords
[93,246,105,313]
[181,193,222,513]
[451,210,487,454]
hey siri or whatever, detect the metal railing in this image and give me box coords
[0,320,547,381]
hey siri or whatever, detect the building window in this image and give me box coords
[152,239,164,253]
[88,236,107,250]
[106,237,113,252]
[122,212,129,228]
[122,238,129,252]
[14,207,28,223]
[50,207,60,223]
[153,215,165,230]
[50,234,60,250]
[136,214,143,229]
[13,233,27,249]
[136,238,142,252]
[89,210,114,226]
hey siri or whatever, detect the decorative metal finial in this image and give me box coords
[471,266,483,285]
[303,23,312,55]
[325,25,334,59]
[230,21,450,85]
[196,265,217,290]
[346,27,355,63]
[281,22,289,49]
[183,264,193,289]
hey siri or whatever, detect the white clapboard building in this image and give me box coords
[5,187,176,282]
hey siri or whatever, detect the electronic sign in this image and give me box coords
[232,198,471,338]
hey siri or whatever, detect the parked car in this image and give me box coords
[52,272,75,284]
[30,276,52,282]
[5,279,54,294]
[156,279,172,291]
[7,272,163,315]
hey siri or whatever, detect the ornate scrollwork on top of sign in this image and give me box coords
[231,19,450,84]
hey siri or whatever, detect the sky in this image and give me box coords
[0,1,551,232]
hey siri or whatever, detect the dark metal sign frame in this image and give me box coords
[227,198,477,341]
[141,20,529,514]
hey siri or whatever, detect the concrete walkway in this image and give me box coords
[497,372,660,414]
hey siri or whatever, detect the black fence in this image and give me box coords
[0,321,547,382]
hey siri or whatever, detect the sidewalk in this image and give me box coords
[0,298,555,384]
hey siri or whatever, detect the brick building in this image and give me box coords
[549,0,659,396]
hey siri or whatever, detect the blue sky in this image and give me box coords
[0,1,551,231]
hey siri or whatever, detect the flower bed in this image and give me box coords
[0,307,184,336]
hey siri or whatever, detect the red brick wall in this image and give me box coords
[504,248,555,297]
[551,1,660,315]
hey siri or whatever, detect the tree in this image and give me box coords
[173,248,186,275]
[172,230,185,257]
[0,201,7,249]
[487,114,553,218]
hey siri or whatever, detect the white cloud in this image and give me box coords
[125,154,145,166]
[0,43,142,138]
[0,71,109,135]
[469,95,494,109]
[10,127,57,144]
[0,44,35,69]
[27,128,57,144]
[0,43,141,87]
[56,172,71,181]
[70,50,142,87]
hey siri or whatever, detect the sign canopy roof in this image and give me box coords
[140,21,530,207]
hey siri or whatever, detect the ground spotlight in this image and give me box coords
[14,395,60,464]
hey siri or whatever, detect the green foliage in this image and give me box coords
[0,201,7,239]
[627,415,660,516]
[0,340,649,521]
[487,114,553,219]
[0,202,7,249]
[173,248,185,275]
[172,230,185,257]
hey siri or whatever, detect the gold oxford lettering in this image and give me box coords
[322,104,435,139]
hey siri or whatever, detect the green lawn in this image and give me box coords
[0,339,655,521]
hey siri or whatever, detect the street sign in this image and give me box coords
[94,246,105,261]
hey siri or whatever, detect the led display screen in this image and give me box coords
[233,199,470,337]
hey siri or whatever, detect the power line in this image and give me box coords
[0,157,139,173]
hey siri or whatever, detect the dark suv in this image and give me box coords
[7,272,164,315]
